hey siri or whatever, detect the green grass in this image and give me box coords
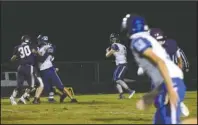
[1,91,197,124]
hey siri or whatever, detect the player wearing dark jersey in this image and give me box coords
[9,35,44,105]
[150,28,190,72]
[150,28,190,117]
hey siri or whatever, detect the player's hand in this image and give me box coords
[32,49,37,54]
[55,68,59,72]
[168,89,178,108]
[136,99,145,110]
[185,69,189,72]
[106,47,110,52]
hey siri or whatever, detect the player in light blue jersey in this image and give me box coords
[120,14,186,124]
[106,33,135,99]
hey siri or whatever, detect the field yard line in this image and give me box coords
[2,109,153,116]
[1,109,35,113]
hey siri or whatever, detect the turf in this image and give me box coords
[1,91,197,124]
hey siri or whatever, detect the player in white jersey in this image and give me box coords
[106,33,135,99]
[37,35,77,103]
[149,28,190,117]
[120,14,186,124]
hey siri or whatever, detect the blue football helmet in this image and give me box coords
[121,14,148,36]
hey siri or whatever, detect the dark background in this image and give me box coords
[1,1,197,62]
[1,1,197,96]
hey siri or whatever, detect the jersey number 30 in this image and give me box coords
[18,45,31,58]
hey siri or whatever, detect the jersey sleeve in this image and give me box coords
[111,44,119,51]
[131,38,152,54]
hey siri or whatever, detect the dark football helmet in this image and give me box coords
[21,35,31,43]
[110,33,120,43]
[149,28,166,45]
[37,34,49,45]
[120,14,148,36]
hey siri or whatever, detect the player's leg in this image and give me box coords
[113,65,124,99]
[154,78,186,124]
[23,65,43,104]
[33,74,44,104]
[115,64,135,99]
[48,84,56,103]
[10,70,24,105]
[10,66,26,105]
[180,101,190,117]
[169,79,186,124]
[50,67,77,103]
[18,65,36,104]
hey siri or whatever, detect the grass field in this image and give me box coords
[1,91,197,124]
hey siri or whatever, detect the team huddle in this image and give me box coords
[9,13,194,124]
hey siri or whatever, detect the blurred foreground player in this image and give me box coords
[149,28,190,73]
[36,35,77,103]
[149,28,190,117]
[121,14,186,124]
[9,35,44,105]
[106,33,135,99]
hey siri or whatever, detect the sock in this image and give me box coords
[48,92,54,99]
[35,86,43,98]
[11,89,18,98]
[116,80,132,93]
[35,77,44,98]
[116,84,123,94]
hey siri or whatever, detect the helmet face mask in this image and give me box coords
[110,33,120,44]
[149,28,166,45]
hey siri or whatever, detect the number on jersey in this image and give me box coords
[18,45,31,58]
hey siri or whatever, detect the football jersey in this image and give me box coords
[13,42,36,66]
[130,32,183,87]
[38,44,54,70]
[111,43,127,65]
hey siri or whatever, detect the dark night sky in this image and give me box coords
[1,1,197,63]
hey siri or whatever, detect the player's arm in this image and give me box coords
[32,49,42,56]
[10,47,18,62]
[105,44,118,57]
[10,55,17,62]
[132,38,177,108]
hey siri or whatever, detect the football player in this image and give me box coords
[9,35,44,105]
[149,28,190,117]
[106,33,135,99]
[149,28,190,73]
[121,14,186,124]
[36,35,77,103]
